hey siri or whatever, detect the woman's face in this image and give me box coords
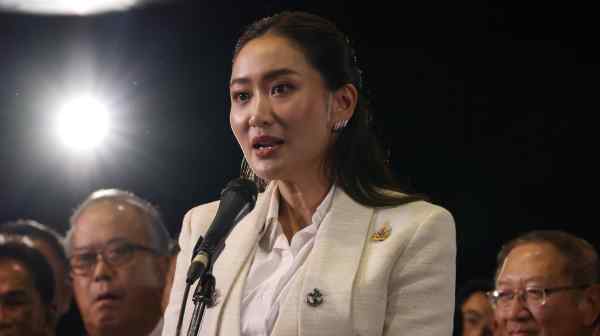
[229,34,339,184]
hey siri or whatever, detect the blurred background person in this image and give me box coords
[490,230,600,336]
[0,239,56,336]
[0,219,84,334]
[454,279,495,336]
[67,189,171,336]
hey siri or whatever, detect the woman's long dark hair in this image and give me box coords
[234,11,424,207]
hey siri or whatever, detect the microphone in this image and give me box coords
[186,178,258,284]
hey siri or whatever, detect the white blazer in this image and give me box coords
[163,182,456,336]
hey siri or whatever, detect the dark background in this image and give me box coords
[1,0,597,291]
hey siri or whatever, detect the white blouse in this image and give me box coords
[240,185,335,336]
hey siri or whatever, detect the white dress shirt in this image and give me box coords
[240,185,335,336]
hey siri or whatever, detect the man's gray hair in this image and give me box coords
[495,230,599,286]
[67,189,172,255]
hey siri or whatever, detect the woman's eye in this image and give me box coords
[271,83,293,96]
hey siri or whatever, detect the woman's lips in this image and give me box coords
[254,143,283,158]
[251,135,284,158]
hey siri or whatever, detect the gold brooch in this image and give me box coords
[371,224,391,241]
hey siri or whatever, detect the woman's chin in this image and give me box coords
[254,172,276,183]
[251,165,283,182]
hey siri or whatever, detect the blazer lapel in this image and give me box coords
[297,188,374,336]
[204,182,273,336]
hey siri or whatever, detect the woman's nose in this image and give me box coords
[248,93,273,127]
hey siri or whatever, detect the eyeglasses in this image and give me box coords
[69,239,159,276]
[487,284,589,309]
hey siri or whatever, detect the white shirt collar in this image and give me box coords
[259,183,336,250]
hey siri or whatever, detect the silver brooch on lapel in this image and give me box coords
[306,288,324,307]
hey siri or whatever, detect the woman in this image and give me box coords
[163,11,456,336]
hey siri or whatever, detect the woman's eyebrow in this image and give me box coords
[230,68,299,87]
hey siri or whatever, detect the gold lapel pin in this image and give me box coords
[371,223,391,241]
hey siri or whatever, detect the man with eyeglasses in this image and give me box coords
[67,189,173,336]
[489,230,600,335]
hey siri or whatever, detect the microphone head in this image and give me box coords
[187,178,259,284]
[201,178,258,248]
[221,178,258,207]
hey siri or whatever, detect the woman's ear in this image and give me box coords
[331,83,358,123]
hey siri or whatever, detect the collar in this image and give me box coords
[259,183,336,250]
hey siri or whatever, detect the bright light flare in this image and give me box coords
[56,96,110,152]
[0,0,144,15]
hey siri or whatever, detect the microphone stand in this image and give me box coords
[175,283,191,336]
[186,267,216,336]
